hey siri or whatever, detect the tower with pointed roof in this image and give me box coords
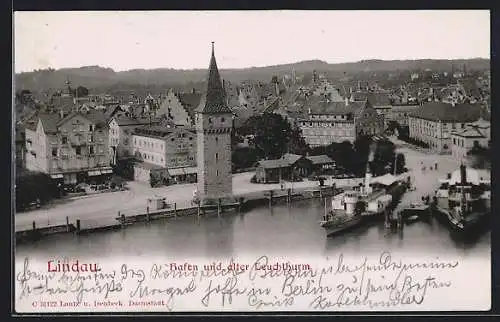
[195,42,233,203]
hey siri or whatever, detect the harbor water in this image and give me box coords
[15,197,490,260]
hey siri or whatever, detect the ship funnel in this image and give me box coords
[460,163,467,184]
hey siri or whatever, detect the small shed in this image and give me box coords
[255,153,311,183]
[306,154,336,174]
[371,173,398,187]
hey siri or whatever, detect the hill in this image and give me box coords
[14,58,490,93]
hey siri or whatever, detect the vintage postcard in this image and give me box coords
[13,10,491,313]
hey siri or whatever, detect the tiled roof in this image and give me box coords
[282,153,303,164]
[351,92,368,101]
[113,114,162,126]
[257,153,304,169]
[307,100,365,116]
[453,127,485,138]
[470,118,490,129]
[366,92,391,107]
[306,154,335,165]
[38,113,61,133]
[196,44,232,114]
[409,102,481,122]
[134,125,195,139]
[177,92,202,121]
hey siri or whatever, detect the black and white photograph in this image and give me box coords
[13,10,491,313]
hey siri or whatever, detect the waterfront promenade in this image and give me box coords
[14,142,459,233]
[15,172,363,232]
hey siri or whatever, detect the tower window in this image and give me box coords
[216,170,219,176]
[208,117,213,124]
[221,117,225,123]
[215,137,219,144]
[215,153,219,162]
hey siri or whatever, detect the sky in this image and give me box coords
[13,10,490,73]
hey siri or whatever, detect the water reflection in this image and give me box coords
[16,198,490,260]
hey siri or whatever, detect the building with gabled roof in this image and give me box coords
[157,89,203,126]
[24,110,112,185]
[131,125,197,184]
[408,102,482,153]
[297,98,384,147]
[108,113,164,163]
[451,118,490,161]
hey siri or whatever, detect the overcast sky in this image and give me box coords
[13,10,490,73]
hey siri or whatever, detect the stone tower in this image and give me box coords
[195,42,233,203]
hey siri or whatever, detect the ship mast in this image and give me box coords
[460,163,467,217]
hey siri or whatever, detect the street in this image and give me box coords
[15,172,362,231]
[15,141,460,232]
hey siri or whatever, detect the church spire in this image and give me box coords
[196,42,232,114]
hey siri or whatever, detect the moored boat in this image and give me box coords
[433,164,490,232]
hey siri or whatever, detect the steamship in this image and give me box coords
[434,164,490,232]
[320,142,402,236]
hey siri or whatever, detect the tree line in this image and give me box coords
[232,112,406,177]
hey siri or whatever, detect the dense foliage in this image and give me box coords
[15,171,59,211]
[237,112,309,160]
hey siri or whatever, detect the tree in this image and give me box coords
[371,139,396,176]
[395,153,407,174]
[15,171,58,211]
[239,112,309,160]
[70,86,89,98]
[387,120,400,134]
[467,145,490,169]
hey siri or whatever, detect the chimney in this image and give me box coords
[460,164,467,184]
[59,109,64,119]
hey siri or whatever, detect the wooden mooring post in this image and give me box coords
[174,203,177,218]
[384,210,391,229]
[217,199,222,218]
[268,190,273,208]
[238,197,244,212]
[287,188,291,205]
[32,221,36,232]
[197,203,201,218]
[397,211,403,230]
[66,216,70,232]
[76,219,81,234]
[146,206,150,222]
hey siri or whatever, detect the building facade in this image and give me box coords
[385,104,421,127]
[131,126,197,183]
[408,102,482,153]
[298,99,384,147]
[108,114,163,164]
[196,43,234,203]
[451,118,490,161]
[25,111,112,185]
[157,89,202,126]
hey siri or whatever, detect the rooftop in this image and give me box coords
[409,102,481,123]
[196,43,232,114]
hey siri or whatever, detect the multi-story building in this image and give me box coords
[408,102,482,153]
[298,98,384,147]
[385,104,421,127]
[451,118,490,161]
[366,92,392,128]
[108,114,163,164]
[195,43,234,203]
[157,89,202,126]
[24,110,112,185]
[131,125,197,184]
